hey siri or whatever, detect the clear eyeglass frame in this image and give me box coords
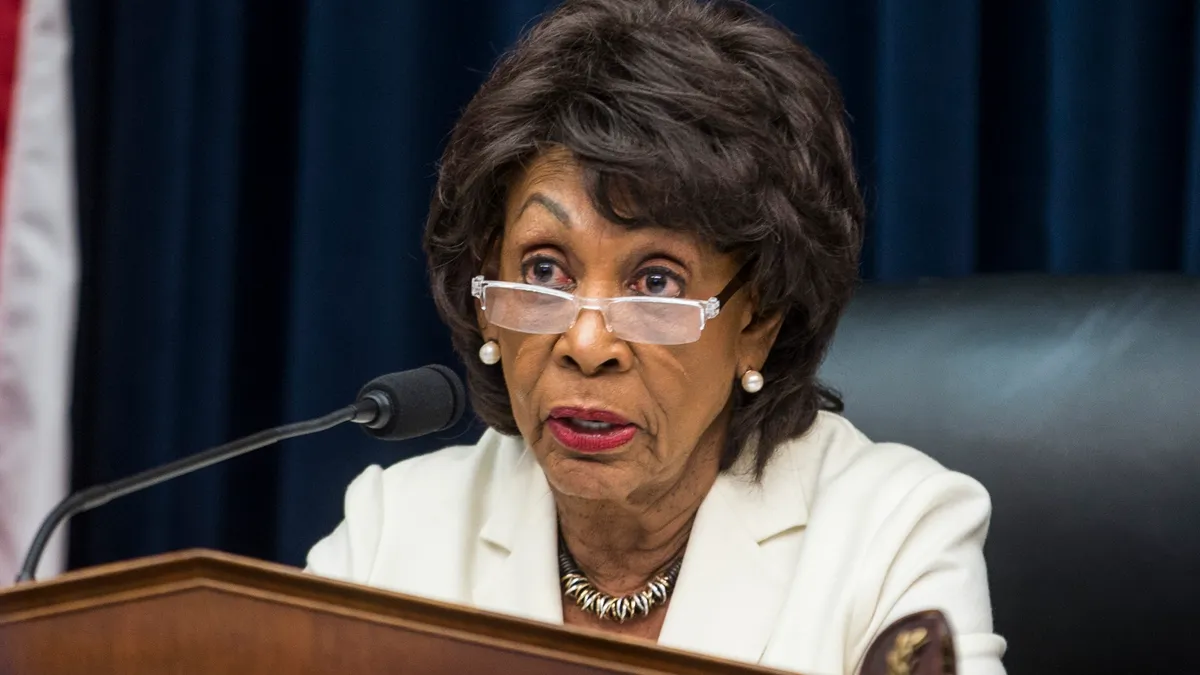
[470,273,741,346]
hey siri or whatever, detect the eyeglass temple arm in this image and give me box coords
[714,262,752,307]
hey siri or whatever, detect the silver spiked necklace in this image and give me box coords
[557,536,685,623]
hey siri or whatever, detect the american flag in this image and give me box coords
[0,0,76,585]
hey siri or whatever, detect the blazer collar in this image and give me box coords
[473,432,814,662]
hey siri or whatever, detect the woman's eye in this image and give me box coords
[522,258,571,287]
[633,269,684,297]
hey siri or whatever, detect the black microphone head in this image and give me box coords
[357,365,466,441]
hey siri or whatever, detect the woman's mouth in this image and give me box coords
[547,407,638,453]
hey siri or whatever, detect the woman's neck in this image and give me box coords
[554,446,721,596]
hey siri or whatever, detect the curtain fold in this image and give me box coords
[70,0,247,564]
[1186,6,1200,275]
[68,0,1200,573]
[873,0,983,279]
[1044,0,1195,273]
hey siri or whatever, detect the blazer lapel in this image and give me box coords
[657,449,810,664]
[472,446,564,625]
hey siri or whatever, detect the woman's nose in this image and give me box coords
[553,307,632,375]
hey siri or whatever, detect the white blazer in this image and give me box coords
[306,411,1007,675]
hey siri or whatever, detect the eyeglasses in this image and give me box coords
[471,268,747,346]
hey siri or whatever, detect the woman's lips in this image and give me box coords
[547,407,638,453]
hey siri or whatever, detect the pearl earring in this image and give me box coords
[740,369,764,393]
[478,340,501,365]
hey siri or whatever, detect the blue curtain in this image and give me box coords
[67,0,1200,575]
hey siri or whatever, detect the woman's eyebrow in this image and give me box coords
[517,192,573,228]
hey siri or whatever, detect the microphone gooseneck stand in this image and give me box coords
[15,401,376,584]
[15,363,467,584]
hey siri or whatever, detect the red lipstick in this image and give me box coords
[547,407,638,453]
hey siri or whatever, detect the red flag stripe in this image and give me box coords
[0,0,23,246]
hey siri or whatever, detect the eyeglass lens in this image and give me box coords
[482,285,704,345]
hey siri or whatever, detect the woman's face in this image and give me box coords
[483,153,779,505]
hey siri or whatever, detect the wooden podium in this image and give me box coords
[0,549,785,674]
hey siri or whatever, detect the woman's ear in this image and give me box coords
[735,284,784,371]
[739,310,784,369]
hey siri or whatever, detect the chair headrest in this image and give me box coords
[820,275,1200,675]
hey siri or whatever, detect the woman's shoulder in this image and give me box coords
[339,428,526,518]
[304,428,525,584]
[776,411,990,517]
[804,410,943,471]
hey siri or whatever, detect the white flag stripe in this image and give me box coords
[0,0,77,585]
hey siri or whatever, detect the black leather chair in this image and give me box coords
[820,275,1200,675]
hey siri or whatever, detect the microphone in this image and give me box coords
[356,364,466,441]
[15,364,466,583]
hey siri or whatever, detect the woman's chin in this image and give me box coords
[543,457,635,502]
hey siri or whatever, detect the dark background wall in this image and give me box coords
[67,0,1200,573]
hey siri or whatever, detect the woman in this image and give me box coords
[306,1,1006,673]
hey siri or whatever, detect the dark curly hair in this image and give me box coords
[425,0,864,477]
